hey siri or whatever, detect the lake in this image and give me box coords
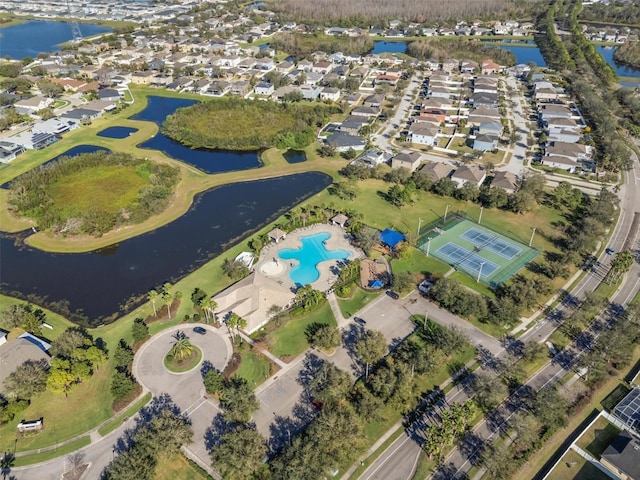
[0,20,111,59]
[130,96,263,174]
[0,172,332,325]
[371,41,408,55]
[496,45,547,67]
[595,46,640,78]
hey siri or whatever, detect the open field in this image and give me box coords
[235,350,273,387]
[267,304,336,359]
[154,453,210,480]
[337,287,380,318]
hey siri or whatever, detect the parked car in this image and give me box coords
[605,247,615,255]
[193,326,207,335]
[354,317,367,326]
[386,290,400,300]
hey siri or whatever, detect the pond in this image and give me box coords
[1,145,110,189]
[130,96,263,174]
[0,172,332,325]
[371,41,408,55]
[283,150,307,164]
[0,20,111,59]
[595,46,640,78]
[493,44,547,67]
[97,126,139,139]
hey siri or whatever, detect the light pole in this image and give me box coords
[529,227,536,247]
[426,237,432,256]
[417,217,423,237]
[444,204,451,224]
[477,262,485,283]
[478,206,484,224]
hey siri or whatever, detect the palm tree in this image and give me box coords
[236,316,247,336]
[201,298,218,323]
[610,250,634,282]
[170,331,193,360]
[148,289,158,317]
[163,292,173,320]
[226,313,239,340]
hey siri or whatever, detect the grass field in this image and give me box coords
[268,303,336,359]
[154,453,210,480]
[235,351,273,387]
[98,392,152,437]
[13,436,91,467]
[48,164,147,217]
[338,287,380,318]
[546,449,610,480]
[390,246,451,279]
[575,416,620,458]
[0,294,75,341]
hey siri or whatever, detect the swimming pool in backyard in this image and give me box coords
[278,232,351,286]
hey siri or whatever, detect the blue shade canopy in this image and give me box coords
[379,229,405,249]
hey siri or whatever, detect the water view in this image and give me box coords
[0,20,111,59]
[371,41,408,55]
[97,126,139,139]
[497,45,546,67]
[130,96,263,174]
[283,149,307,164]
[0,172,332,324]
[595,46,640,78]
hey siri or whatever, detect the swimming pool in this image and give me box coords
[278,232,351,286]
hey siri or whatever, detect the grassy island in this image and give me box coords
[7,151,180,237]
[162,97,338,151]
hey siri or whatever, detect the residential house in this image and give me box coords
[14,96,53,114]
[10,131,59,150]
[254,82,274,96]
[478,121,503,137]
[299,85,321,100]
[441,59,459,73]
[0,141,25,163]
[297,59,313,72]
[599,431,640,480]
[473,134,499,152]
[469,92,498,108]
[429,85,453,99]
[320,87,341,102]
[98,88,121,102]
[304,72,324,86]
[490,171,519,194]
[353,149,391,167]
[408,123,439,146]
[312,61,332,74]
[229,81,250,96]
[460,59,479,74]
[351,106,379,118]
[276,61,294,74]
[391,151,422,172]
[61,107,102,122]
[363,94,384,109]
[206,81,230,96]
[419,106,447,124]
[419,162,454,182]
[481,60,501,75]
[451,165,487,187]
[540,155,579,173]
[32,118,78,136]
[328,132,366,152]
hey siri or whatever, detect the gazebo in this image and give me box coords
[331,213,349,228]
[268,228,287,243]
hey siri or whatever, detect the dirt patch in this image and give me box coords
[223,352,242,378]
[62,464,89,480]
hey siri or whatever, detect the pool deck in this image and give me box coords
[256,223,363,293]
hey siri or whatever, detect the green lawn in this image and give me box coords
[548,329,572,352]
[48,164,147,217]
[235,351,273,388]
[0,294,75,341]
[391,246,451,278]
[448,271,496,299]
[268,304,336,359]
[98,392,152,437]
[338,287,380,318]
[576,416,621,458]
[154,453,210,480]
[13,435,91,467]
[546,449,610,480]
[164,346,203,373]
[0,365,113,453]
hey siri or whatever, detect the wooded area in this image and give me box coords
[162,97,338,150]
[613,41,640,70]
[268,0,541,25]
[407,38,516,65]
[8,151,180,237]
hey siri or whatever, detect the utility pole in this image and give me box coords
[444,204,451,224]
[478,206,483,225]
[477,262,485,283]
[529,227,536,247]
[426,237,432,256]
[417,217,423,237]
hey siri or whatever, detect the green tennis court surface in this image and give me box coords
[417,214,539,287]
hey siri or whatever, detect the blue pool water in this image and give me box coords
[97,126,138,139]
[278,232,350,286]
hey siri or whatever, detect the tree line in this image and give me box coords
[613,41,640,71]
[162,96,338,151]
[8,151,181,236]
[407,38,516,66]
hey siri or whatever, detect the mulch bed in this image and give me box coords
[62,464,89,480]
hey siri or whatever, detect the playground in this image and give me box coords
[417,213,539,287]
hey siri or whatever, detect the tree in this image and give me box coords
[49,327,91,359]
[36,79,64,98]
[308,362,352,408]
[201,297,217,323]
[220,376,259,423]
[3,358,49,400]
[481,443,518,480]
[510,411,539,456]
[111,370,137,400]
[534,387,568,430]
[609,250,634,282]
[203,369,223,395]
[211,423,267,480]
[222,258,249,280]
[132,318,149,343]
[47,360,76,397]
[309,324,341,350]
[170,331,194,360]
[114,340,134,370]
[148,289,159,316]
[356,329,387,379]
[354,226,379,255]
[470,372,507,412]
[392,271,414,293]
[319,142,337,157]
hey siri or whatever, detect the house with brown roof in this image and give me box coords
[419,162,454,182]
[451,164,487,187]
[391,151,422,172]
[490,171,519,194]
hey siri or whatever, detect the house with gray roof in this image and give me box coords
[391,151,422,172]
[327,132,366,152]
[451,164,487,187]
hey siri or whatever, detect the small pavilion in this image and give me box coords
[331,213,349,228]
[268,228,287,243]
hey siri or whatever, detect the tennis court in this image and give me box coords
[436,243,499,279]
[417,214,539,287]
[460,228,522,259]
